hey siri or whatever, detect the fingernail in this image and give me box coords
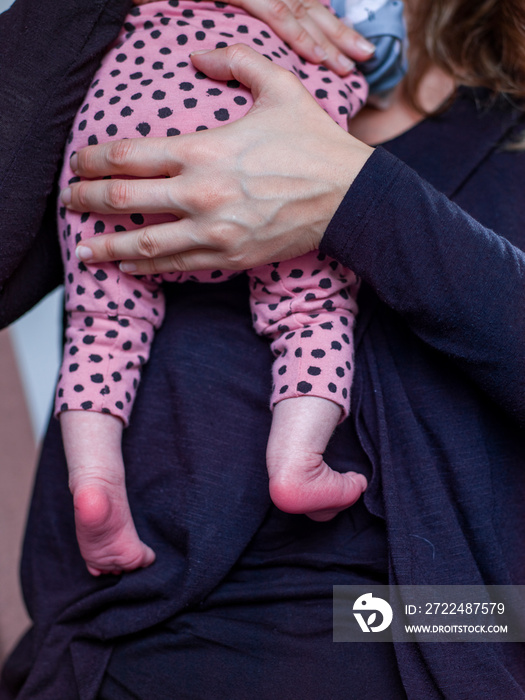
[356,37,376,54]
[314,45,328,60]
[190,49,212,56]
[76,245,93,261]
[120,262,137,273]
[337,54,355,70]
[70,153,79,172]
[61,187,72,205]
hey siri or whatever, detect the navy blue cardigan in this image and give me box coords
[1,0,525,696]
[0,0,131,327]
[321,94,525,696]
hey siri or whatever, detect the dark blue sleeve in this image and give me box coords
[0,0,131,327]
[320,147,525,423]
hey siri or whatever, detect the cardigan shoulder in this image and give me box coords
[321,93,525,423]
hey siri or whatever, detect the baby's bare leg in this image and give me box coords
[267,397,367,522]
[60,411,155,576]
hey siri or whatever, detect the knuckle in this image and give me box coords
[227,42,255,63]
[223,255,245,271]
[200,189,224,214]
[228,245,252,270]
[292,25,312,46]
[267,0,295,21]
[136,227,160,259]
[220,43,260,77]
[267,0,287,19]
[147,257,161,275]
[167,253,189,273]
[287,0,307,16]
[207,221,233,249]
[332,21,349,42]
[74,182,91,211]
[75,148,90,174]
[194,140,222,168]
[102,236,118,259]
[105,139,134,169]
[216,234,248,269]
[105,180,130,210]
[186,177,227,213]
[301,0,318,11]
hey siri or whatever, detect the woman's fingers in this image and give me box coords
[226,0,375,74]
[299,0,375,58]
[68,136,185,179]
[77,218,246,275]
[189,43,299,100]
[62,176,186,216]
[119,248,237,276]
[76,220,199,269]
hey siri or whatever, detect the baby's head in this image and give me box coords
[332,0,407,109]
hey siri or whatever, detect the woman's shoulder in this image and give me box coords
[383,86,525,197]
[387,86,523,152]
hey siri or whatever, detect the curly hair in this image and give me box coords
[404,0,525,112]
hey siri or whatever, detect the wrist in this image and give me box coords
[319,146,398,266]
[320,134,374,247]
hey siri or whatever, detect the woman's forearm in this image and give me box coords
[322,148,525,422]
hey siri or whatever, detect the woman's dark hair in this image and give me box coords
[405,0,525,111]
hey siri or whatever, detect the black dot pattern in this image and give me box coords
[249,249,358,420]
[55,1,366,425]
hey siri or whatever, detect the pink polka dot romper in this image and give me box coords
[55,0,368,426]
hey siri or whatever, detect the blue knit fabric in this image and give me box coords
[332,0,407,95]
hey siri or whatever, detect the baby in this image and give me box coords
[56,0,377,576]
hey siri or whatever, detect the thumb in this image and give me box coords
[190,44,297,104]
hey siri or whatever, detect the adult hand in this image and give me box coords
[217,0,376,75]
[63,45,374,275]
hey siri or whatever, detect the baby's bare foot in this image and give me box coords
[267,397,367,521]
[268,459,367,522]
[72,476,155,576]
